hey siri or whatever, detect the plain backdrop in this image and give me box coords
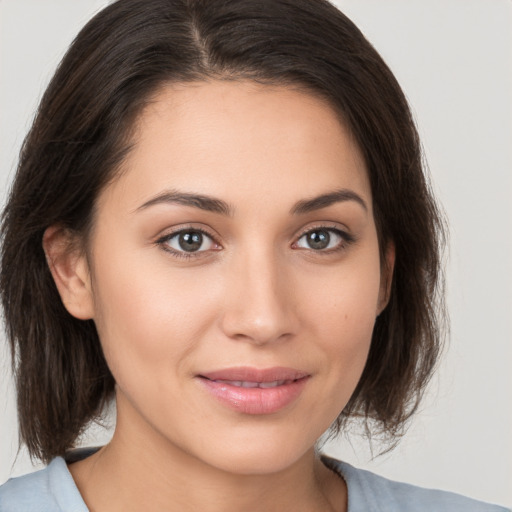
[1,0,511,507]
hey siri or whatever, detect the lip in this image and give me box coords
[197,366,310,415]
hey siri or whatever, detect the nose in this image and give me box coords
[219,248,297,345]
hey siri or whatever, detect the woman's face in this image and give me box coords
[77,81,389,474]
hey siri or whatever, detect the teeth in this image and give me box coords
[259,380,286,388]
[214,379,290,388]
[241,381,259,388]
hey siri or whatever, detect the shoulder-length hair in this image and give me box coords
[1,0,446,463]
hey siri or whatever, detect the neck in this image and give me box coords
[69,399,346,512]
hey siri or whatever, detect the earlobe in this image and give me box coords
[377,241,395,315]
[43,225,94,320]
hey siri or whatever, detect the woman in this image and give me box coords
[0,0,508,510]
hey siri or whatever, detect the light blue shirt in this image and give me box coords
[0,453,509,511]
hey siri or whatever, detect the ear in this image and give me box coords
[377,241,395,316]
[43,225,94,320]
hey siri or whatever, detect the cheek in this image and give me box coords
[89,244,220,389]
[305,249,381,340]
[301,249,381,387]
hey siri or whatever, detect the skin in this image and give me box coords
[45,80,393,512]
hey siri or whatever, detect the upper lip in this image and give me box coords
[199,366,309,383]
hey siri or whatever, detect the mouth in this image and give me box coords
[206,379,296,388]
[197,367,310,415]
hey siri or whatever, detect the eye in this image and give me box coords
[159,229,218,254]
[295,227,349,251]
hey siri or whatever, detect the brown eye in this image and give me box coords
[164,230,216,253]
[296,228,346,251]
[305,230,330,249]
[178,231,203,252]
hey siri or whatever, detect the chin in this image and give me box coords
[205,448,309,476]
[184,422,318,476]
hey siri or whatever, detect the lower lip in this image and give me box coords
[198,377,309,415]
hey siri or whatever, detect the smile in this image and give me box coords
[211,379,293,388]
[197,367,310,415]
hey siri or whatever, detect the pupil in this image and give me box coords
[179,232,203,252]
[307,230,330,250]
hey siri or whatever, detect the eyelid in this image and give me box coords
[153,222,355,260]
[292,223,356,251]
[295,222,353,240]
[155,224,222,258]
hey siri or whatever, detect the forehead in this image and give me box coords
[101,80,371,215]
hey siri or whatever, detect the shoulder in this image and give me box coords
[0,457,88,512]
[322,457,510,512]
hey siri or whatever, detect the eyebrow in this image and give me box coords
[290,188,368,215]
[135,187,367,216]
[135,190,233,216]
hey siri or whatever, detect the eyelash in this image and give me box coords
[156,227,218,260]
[294,225,355,254]
[156,225,355,260]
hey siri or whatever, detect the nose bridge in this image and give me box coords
[220,243,294,344]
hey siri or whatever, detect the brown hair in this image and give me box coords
[1,0,446,463]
